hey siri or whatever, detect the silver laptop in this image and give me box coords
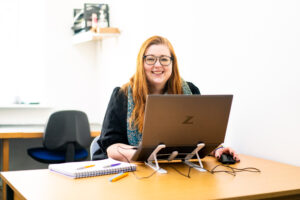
[131,95,233,161]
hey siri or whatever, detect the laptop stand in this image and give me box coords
[145,144,167,173]
[184,143,206,172]
[145,143,206,174]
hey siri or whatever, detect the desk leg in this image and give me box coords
[3,139,9,171]
[3,183,7,200]
[2,139,9,200]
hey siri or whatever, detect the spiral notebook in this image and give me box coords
[49,158,136,179]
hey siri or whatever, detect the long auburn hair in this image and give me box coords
[122,36,183,133]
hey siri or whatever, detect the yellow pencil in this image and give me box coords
[109,172,129,182]
[77,164,95,170]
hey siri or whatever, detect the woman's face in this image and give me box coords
[143,44,172,92]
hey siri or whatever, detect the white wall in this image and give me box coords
[98,0,300,166]
[189,0,300,167]
[0,0,299,167]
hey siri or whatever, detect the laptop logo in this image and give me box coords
[182,116,194,124]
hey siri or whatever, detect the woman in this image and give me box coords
[96,35,239,162]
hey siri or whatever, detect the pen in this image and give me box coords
[77,164,95,170]
[109,172,129,182]
[103,163,121,168]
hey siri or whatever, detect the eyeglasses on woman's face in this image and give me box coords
[143,55,173,66]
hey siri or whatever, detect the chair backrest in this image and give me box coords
[90,135,100,160]
[43,110,91,150]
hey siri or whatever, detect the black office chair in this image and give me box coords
[27,110,92,163]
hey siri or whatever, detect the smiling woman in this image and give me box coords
[94,35,239,162]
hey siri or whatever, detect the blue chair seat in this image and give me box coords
[27,147,88,164]
[27,110,91,164]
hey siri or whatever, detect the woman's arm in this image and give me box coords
[97,87,129,159]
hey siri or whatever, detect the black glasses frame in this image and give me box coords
[143,55,173,66]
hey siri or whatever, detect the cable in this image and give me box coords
[116,146,159,180]
[169,164,192,178]
[194,164,261,176]
[117,146,194,179]
[116,146,261,178]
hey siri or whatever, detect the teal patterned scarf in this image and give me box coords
[127,79,192,146]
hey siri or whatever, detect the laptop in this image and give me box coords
[131,95,233,162]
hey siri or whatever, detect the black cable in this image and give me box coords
[194,164,261,176]
[116,146,159,179]
[116,146,261,178]
[168,164,192,178]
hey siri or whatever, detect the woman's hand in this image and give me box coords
[214,146,240,162]
[107,143,137,162]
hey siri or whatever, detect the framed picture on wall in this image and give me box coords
[71,9,85,34]
[84,3,110,31]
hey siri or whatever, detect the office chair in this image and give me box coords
[27,110,92,163]
[90,135,100,160]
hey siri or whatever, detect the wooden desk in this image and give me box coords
[0,125,101,200]
[1,155,300,200]
[0,125,101,171]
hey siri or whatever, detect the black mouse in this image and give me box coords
[218,153,236,164]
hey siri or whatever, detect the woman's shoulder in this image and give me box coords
[109,87,128,106]
[112,85,129,96]
[186,82,201,94]
[112,86,129,95]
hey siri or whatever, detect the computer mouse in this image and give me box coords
[218,153,236,164]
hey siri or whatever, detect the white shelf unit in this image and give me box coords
[72,28,120,44]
